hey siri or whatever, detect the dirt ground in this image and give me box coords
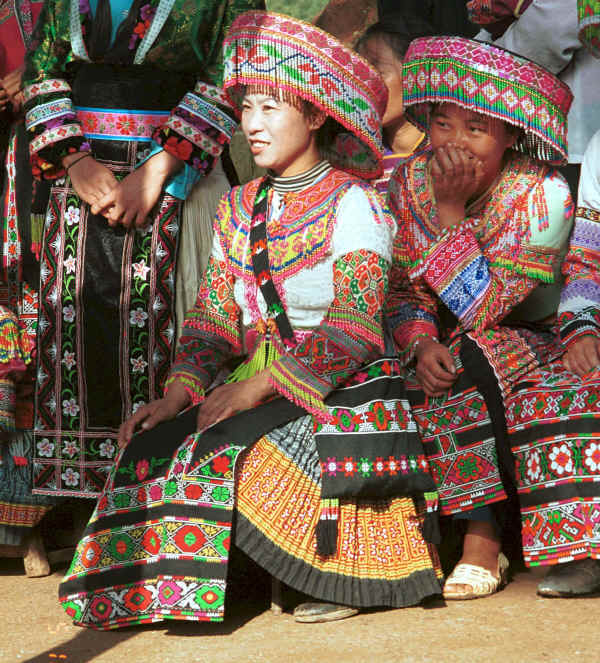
[0,555,595,663]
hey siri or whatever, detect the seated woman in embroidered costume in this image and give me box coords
[58,11,444,629]
[387,35,574,599]
[504,5,600,598]
[356,11,433,196]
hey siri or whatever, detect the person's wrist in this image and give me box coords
[62,151,92,169]
[436,201,465,229]
[165,379,192,411]
[145,150,183,180]
[414,336,437,359]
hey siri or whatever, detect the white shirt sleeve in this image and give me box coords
[492,0,580,74]
[527,170,573,251]
[331,185,396,263]
[579,130,600,211]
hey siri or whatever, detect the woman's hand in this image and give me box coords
[2,66,24,111]
[196,370,274,431]
[415,337,457,397]
[0,85,8,111]
[91,150,183,229]
[63,152,119,208]
[431,144,484,229]
[117,380,190,447]
[563,336,600,377]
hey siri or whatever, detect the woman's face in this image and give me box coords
[359,34,404,127]
[430,103,517,193]
[241,93,322,177]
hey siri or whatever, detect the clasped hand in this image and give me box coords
[0,66,24,112]
[563,336,600,377]
[430,143,484,229]
[65,150,182,229]
[414,337,457,397]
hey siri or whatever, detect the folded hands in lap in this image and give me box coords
[563,336,600,377]
[415,337,457,397]
[117,370,274,447]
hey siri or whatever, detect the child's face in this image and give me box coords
[360,34,404,127]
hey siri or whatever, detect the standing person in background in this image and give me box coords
[23,0,263,501]
[377,0,477,38]
[504,2,600,597]
[0,0,56,556]
[356,14,433,196]
[470,0,600,200]
[59,11,444,629]
[387,35,573,600]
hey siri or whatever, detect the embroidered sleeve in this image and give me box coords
[410,172,573,334]
[151,81,238,179]
[151,0,264,178]
[22,0,88,180]
[559,133,600,346]
[385,172,439,364]
[269,249,389,422]
[166,232,242,404]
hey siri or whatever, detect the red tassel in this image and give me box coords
[12,455,27,466]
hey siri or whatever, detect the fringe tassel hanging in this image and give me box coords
[421,491,441,545]
[225,337,282,384]
[30,213,45,260]
[315,497,340,556]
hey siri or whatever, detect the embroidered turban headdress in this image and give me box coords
[579,0,600,57]
[402,36,573,165]
[222,11,388,179]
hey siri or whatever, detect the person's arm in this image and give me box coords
[166,203,242,404]
[118,199,242,445]
[268,186,395,422]
[411,168,573,334]
[492,0,580,74]
[559,132,600,373]
[92,0,265,226]
[22,0,90,180]
[385,165,441,364]
[150,0,264,184]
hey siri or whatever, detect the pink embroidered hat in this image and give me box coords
[222,11,388,179]
[403,36,574,166]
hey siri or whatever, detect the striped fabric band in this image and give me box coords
[270,161,332,193]
[25,97,74,131]
[75,108,169,141]
[23,78,71,103]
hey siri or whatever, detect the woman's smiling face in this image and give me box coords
[429,103,517,196]
[241,93,324,177]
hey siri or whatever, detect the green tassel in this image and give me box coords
[225,338,282,384]
[30,213,45,260]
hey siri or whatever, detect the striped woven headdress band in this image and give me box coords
[403,36,574,166]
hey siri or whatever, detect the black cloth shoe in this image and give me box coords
[537,558,600,597]
[293,602,359,623]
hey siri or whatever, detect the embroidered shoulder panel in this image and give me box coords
[395,150,553,281]
[216,169,365,282]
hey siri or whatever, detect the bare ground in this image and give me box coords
[0,556,595,663]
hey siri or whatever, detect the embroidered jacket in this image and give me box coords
[22,0,262,180]
[387,149,574,393]
[559,130,600,346]
[0,0,44,77]
[167,169,396,421]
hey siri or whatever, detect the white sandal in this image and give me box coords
[443,552,509,600]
